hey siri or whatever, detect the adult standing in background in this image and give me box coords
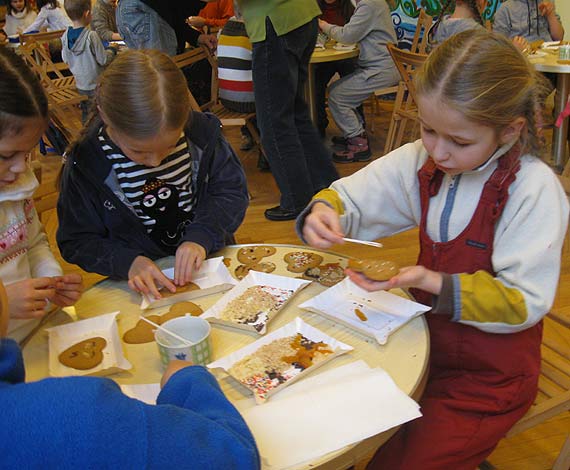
[116,0,217,55]
[237,0,339,221]
[91,0,121,43]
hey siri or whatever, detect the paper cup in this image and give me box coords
[155,316,212,367]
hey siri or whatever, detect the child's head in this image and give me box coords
[415,29,548,174]
[94,49,191,167]
[64,0,91,23]
[36,0,59,9]
[0,48,48,187]
[8,0,29,15]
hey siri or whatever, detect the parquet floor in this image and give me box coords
[38,99,569,470]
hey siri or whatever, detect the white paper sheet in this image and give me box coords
[235,361,422,469]
[120,383,161,405]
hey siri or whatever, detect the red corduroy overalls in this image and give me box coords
[368,148,543,470]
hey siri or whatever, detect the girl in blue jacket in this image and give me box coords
[57,49,249,300]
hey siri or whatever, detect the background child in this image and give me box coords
[2,0,37,40]
[314,0,356,138]
[91,0,121,43]
[61,0,115,122]
[319,0,399,163]
[186,0,234,31]
[299,30,569,469]
[494,0,564,43]
[429,0,485,46]
[22,0,71,33]
[0,47,83,342]
[56,49,249,300]
[0,280,260,468]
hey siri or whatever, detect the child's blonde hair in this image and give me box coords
[416,29,549,156]
[95,49,191,139]
[0,47,48,138]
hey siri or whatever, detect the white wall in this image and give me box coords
[558,1,570,37]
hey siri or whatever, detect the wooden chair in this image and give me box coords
[498,310,570,470]
[369,9,432,134]
[172,46,262,154]
[383,44,428,154]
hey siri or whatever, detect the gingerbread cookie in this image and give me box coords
[160,281,200,298]
[237,246,276,265]
[303,263,346,287]
[347,258,399,281]
[235,261,277,280]
[284,251,323,273]
[223,257,232,267]
[58,337,107,370]
[123,302,203,344]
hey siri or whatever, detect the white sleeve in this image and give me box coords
[23,8,48,33]
[27,206,64,278]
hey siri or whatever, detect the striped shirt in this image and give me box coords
[98,128,195,239]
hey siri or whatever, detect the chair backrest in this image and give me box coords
[19,29,65,46]
[172,46,219,112]
[387,44,428,107]
[19,35,68,88]
[410,9,433,54]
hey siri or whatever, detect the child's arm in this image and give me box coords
[89,31,115,66]
[319,0,380,45]
[539,1,564,41]
[27,206,63,278]
[22,7,48,34]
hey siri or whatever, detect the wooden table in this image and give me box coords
[306,45,359,124]
[23,244,429,469]
[530,51,570,171]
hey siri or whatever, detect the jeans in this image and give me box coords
[252,18,339,212]
[116,0,177,56]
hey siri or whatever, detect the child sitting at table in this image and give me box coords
[493,0,564,43]
[298,30,569,469]
[22,0,71,33]
[0,280,260,468]
[56,49,249,301]
[318,0,399,163]
[61,0,116,123]
[0,47,83,342]
[1,0,38,42]
[429,0,485,46]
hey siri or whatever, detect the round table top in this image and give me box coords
[310,44,359,64]
[22,244,429,469]
[528,50,570,73]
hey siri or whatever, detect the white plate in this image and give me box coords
[299,278,431,345]
[333,43,356,51]
[141,256,237,309]
[542,41,560,49]
[207,317,353,404]
[201,271,311,335]
[46,311,132,377]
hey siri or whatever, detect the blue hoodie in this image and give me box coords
[0,338,260,469]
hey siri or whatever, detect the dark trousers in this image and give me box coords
[252,17,339,212]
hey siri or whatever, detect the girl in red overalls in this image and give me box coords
[299,29,569,469]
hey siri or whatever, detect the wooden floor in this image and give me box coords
[38,100,570,470]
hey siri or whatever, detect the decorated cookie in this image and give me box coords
[58,337,107,370]
[303,263,346,287]
[123,302,203,344]
[235,261,277,280]
[160,281,200,298]
[237,246,277,265]
[284,251,324,273]
[347,258,399,281]
[223,257,232,267]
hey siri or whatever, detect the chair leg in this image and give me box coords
[553,434,570,470]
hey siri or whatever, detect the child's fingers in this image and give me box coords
[155,270,176,294]
[303,225,334,249]
[345,269,391,292]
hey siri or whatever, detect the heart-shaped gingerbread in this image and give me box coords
[236,246,276,265]
[58,337,107,370]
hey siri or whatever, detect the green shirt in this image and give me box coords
[237,0,322,43]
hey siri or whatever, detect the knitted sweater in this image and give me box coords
[0,169,63,341]
[0,338,260,468]
[299,140,569,334]
[3,9,38,36]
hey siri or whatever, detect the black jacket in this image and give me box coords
[56,112,248,280]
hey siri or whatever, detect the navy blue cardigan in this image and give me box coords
[56,112,249,280]
[0,339,260,468]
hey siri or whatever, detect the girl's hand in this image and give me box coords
[174,242,206,286]
[161,359,194,388]
[346,265,443,295]
[512,36,529,52]
[186,16,206,28]
[128,256,175,299]
[5,278,57,319]
[538,2,555,17]
[52,274,84,307]
[318,19,329,32]
[302,202,345,249]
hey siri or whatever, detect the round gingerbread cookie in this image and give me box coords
[59,337,107,370]
[284,251,324,273]
[236,246,277,264]
[235,261,277,280]
[347,258,399,281]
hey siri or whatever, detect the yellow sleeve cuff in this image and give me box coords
[313,188,345,215]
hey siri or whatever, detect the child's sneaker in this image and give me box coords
[331,135,349,149]
[332,133,371,163]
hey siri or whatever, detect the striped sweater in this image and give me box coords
[217,19,255,113]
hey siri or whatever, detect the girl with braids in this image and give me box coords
[0,47,83,342]
[299,30,569,469]
[429,0,485,46]
[57,49,248,300]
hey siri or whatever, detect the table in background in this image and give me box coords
[23,244,429,470]
[530,52,570,171]
[306,45,359,124]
